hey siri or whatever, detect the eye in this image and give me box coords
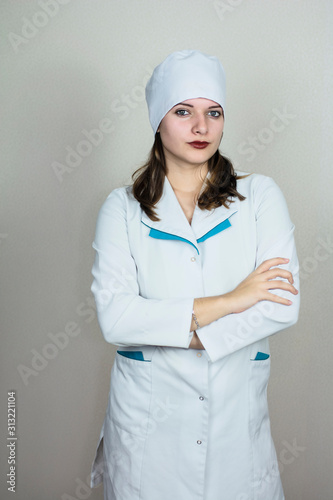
[175,109,190,116]
[208,110,221,118]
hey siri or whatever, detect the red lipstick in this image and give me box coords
[188,141,209,149]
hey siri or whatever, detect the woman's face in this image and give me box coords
[158,98,224,171]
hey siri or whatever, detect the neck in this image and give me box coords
[166,163,208,195]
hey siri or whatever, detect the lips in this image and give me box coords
[188,141,210,149]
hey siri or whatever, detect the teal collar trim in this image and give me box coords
[145,225,200,254]
[197,218,231,243]
[142,216,232,254]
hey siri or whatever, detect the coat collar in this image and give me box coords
[141,174,238,250]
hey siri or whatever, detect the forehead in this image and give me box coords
[175,98,221,108]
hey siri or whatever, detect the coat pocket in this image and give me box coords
[248,355,281,495]
[249,355,271,437]
[102,352,154,498]
[108,351,153,436]
[103,415,147,499]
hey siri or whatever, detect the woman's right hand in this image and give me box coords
[189,258,298,342]
[223,258,298,315]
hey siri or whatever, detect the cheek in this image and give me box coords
[160,130,175,149]
[213,122,224,141]
[160,123,183,146]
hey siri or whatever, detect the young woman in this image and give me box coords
[90,50,300,500]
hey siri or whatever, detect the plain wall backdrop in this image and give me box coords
[1,1,332,499]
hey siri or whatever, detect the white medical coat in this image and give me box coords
[90,172,300,500]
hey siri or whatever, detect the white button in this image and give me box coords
[197,440,202,445]
[199,396,204,401]
[197,352,202,358]
[191,257,196,262]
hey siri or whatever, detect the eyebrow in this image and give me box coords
[175,102,222,109]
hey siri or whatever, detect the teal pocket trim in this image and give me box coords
[117,351,150,362]
[197,219,231,243]
[253,352,270,361]
[147,227,199,254]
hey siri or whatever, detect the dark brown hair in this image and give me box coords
[132,133,246,221]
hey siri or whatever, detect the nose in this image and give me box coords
[192,113,208,135]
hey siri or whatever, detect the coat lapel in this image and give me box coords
[141,175,238,254]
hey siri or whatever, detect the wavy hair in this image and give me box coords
[132,133,246,221]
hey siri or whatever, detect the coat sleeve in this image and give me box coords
[197,175,300,363]
[90,188,194,348]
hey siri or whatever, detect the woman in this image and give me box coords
[90,50,300,500]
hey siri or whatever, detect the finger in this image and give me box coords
[261,292,294,306]
[264,268,294,284]
[265,280,298,295]
[256,258,290,273]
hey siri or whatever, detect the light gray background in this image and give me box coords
[1,1,332,499]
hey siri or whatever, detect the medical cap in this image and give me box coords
[145,49,226,134]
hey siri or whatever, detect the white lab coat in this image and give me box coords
[90,171,300,500]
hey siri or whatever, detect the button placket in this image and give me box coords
[194,351,207,452]
[189,351,208,498]
[197,394,205,444]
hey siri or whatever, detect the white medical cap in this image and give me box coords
[145,49,226,135]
